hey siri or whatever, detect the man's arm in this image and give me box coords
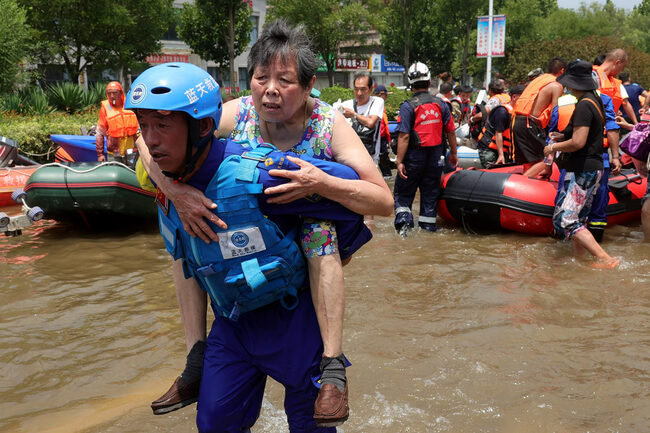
[622,99,638,124]
[396,132,410,180]
[134,136,226,242]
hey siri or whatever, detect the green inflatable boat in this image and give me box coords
[24,162,157,222]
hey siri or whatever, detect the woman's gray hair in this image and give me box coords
[247,19,319,89]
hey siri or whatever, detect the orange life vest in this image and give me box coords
[493,93,511,106]
[513,73,557,128]
[478,104,513,154]
[594,66,623,113]
[556,96,608,148]
[102,100,139,138]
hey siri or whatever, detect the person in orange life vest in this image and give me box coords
[374,84,394,178]
[469,80,509,127]
[589,52,625,242]
[511,57,567,178]
[477,84,525,168]
[96,81,139,162]
[393,62,458,233]
[543,60,618,268]
[550,88,622,243]
[451,85,473,126]
[594,49,638,125]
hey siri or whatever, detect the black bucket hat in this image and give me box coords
[556,60,597,91]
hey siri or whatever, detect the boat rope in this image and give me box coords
[18,146,58,159]
[0,167,37,178]
[36,161,136,174]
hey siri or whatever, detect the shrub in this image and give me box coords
[319,85,410,120]
[319,86,353,105]
[47,82,95,113]
[22,87,55,115]
[0,110,98,163]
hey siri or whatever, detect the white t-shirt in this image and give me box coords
[342,96,385,160]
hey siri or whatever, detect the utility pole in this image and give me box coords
[485,0,493,90]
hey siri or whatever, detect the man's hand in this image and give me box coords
[342,107,356,119]
[447,152,458,169]
[610,156,622,176]
[495,154,505,165]
[168,183,227,243]
[397,162,407,179]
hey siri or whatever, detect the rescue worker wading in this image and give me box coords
[96,81,139,162]
[393,62,458,234]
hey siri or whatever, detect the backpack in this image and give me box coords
[469,102,487,140]
[158,141,307,320]
[352,99,380,155]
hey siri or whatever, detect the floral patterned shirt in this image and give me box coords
[231,96,339,257]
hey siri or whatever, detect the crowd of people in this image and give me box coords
[101,18,650,431]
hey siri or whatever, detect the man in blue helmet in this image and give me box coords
[126,62,375,432]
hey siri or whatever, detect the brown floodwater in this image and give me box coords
[1,197,649,433]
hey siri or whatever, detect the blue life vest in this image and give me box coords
[158,142,307,320]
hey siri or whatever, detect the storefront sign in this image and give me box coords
[146,54,190,64]
[370,54,405,73]
[336,57,368,70]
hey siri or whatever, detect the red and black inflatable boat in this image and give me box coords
[438,165,646,236]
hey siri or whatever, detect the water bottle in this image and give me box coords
[544,138,555,166]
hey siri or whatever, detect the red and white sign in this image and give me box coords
[336,57,369,70]
[146,54,190,64]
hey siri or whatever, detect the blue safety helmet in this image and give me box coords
[126,62,222,127]
[126,62,222,179]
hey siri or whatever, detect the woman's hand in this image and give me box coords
[265,155,328,204]
[168,182,227,243]
[548,131,564,142]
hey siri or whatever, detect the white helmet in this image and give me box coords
[407,62,431,84]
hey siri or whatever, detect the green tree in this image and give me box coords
[439,0,487,85]
[268,0,373,87]
[21,0,174,85]
[380,0,457,83]
[0,0,31,93]
[179,0,252,89]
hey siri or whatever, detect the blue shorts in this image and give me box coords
[553,170,602,239]
[196,289,336,433]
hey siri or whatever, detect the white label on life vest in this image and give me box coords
[219,227,267,259]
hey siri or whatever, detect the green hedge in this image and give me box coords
[2,86,414,163]
[0,110,98,163]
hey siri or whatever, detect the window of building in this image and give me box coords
[239,67,248,90]
[250,16,259,45]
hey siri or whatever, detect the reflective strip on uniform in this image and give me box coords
[418,216,437,223]
[395,207,412,215]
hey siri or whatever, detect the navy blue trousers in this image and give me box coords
[393,146,444,230]
[196,289,335,433]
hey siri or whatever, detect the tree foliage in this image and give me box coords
[20,0,174,84]
[0,0,32,93]
[380,0,457,80]
[268,0,373,87]
[504,35,650,88]
[179,0,252,88]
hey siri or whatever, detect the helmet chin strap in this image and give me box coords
[162,116,215,181]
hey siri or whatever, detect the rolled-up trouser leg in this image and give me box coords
[588,160,610,242]
[418,146,443,231]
